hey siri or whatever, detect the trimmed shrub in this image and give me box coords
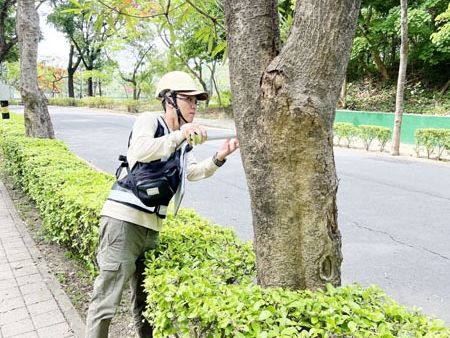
[415,128,450,160]
[143,213,450,337]
[334,123,392,152]
[358,125,379,151]
[0,114,113,272]
[47,97,161,113]
[375,127,392,152]
[334,122,359,147]
[1,114,449,336]
[48,97,80,107]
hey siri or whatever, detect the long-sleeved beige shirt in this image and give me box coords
[101,113,220,231]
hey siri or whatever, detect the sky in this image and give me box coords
[37,4,70,67]
[36,3,141,72]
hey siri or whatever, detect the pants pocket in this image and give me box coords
[100,262,121,271]
[92,260,121,298]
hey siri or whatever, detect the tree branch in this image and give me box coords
[440,79,450,95]
[71,37,88,68]
[96,0,182,19]
[35,0,46,10]
[133,44,153,75]
[184,0,225,31]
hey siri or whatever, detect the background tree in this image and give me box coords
[105,23,157,100]
[157,0,226,107]
[37,62,67,97]
[348,0,449,87]
[0,0,18,64]
[16,0,54,138]
[224,0,361,289]
[47,3,82,97]
[48,0,119,97]
[391,0,408,156]
[1,60,20,88]
[66,44,82,97]
[77,0,227,105]
[431,3,450,94]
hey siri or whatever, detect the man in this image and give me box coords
[85,71,239,337]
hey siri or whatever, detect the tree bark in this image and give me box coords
[68,70,75,98]
[133,86,137,100]
[391,0,408,156]
[440,79,450,95]
[371,49,390,81]
[208,61,223,108]
[338,77,347,109]
[67,44,81,98]
[224,0,360,290]
[16,0,54,138]
[87,71,93,97]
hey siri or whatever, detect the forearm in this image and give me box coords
[186,153,220,181]
[129,131,184,162]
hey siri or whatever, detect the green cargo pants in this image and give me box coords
[85,216,159,338]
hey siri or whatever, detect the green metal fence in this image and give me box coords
[335,110,450,144]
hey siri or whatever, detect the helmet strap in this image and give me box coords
[169,90,189,126]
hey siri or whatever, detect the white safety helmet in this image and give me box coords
[155,71,208,101]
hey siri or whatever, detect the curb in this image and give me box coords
[0,181,86,338]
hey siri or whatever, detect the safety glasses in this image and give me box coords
[176,95,199,107]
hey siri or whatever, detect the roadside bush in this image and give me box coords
[334,122,359,147]
[415,128,450,160]
[373,126,392,152]
[0,114,113,273]
[80,96,116,109]
[208,89,232,108]
[334,123,392,152]
[143,213,449,337]
[9,98,22,105]
[1,114,449,336]
[47,97,161,113]
[358,125,379,150]
[48,97,80,107]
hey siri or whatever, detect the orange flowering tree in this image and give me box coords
[37,62,67,97]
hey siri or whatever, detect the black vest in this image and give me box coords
[107,116,192,218]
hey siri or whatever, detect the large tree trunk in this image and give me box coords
[224,0,360,290]
[16,0,54,138]
[391,0,408,156]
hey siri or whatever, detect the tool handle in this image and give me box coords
[177,131,237,149]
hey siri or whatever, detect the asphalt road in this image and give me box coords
[9,106,450,324]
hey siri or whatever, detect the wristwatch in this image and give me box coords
[212,152,227,167]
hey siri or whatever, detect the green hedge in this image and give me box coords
[1,114,449,336]
[0,114,113,273]
[143,213,449,337]
[333,123,392,152]
[47,97,161,113]
[415,128,450,160]
[333,122,359,148]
